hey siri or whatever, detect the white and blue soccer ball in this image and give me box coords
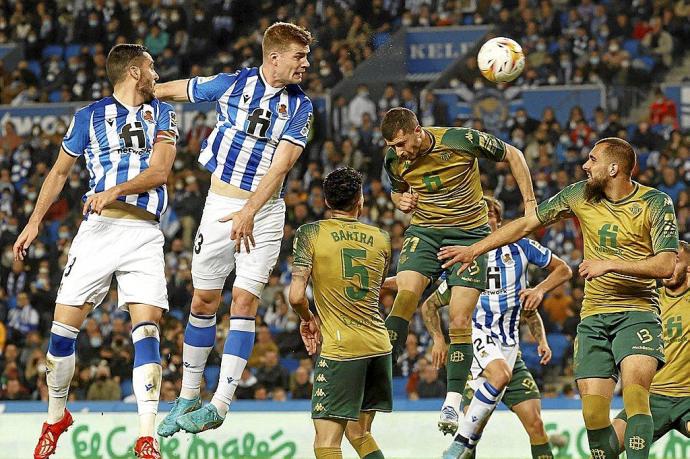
[477,37,525,83]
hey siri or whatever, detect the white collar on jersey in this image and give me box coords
[112,94,143,111]
[258,65,286,92]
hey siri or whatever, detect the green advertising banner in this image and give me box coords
[2,410,689,459]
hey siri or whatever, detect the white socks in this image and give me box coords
[46,322,79,424]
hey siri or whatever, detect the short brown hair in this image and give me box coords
[262,22,313,56]
[381,108,418,141]
[594,137,636,176]
[106,44,148,85]
[483,196,503,222]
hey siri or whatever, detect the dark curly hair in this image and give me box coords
[323,167,363,212]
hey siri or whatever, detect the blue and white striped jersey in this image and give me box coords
[473,238,552,346]
[62,96,179,219]
[187,67,313,193]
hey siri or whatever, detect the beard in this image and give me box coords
[137,78,155,102]
[663,269,687,290]
[584,176,607,203]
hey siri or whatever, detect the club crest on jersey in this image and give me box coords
[278,103,289,119]
[143,110,154,123]
[502,253,514,266]
[440,151,451,161]
[629,203,642,216]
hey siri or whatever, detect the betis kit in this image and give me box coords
[536,181,679,379]
[616,286,690,440]
[292,217,393,420]
[384,127,508,290]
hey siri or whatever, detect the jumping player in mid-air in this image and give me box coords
[154,22,314,435]
[15,44,178,459]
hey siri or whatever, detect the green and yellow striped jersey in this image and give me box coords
[650,286,690,397]
[384,127,506,228]
[536,181,679,318]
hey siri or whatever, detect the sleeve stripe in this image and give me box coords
[281,136,306,148]
[186,78,195,103]
[61,143,81,157]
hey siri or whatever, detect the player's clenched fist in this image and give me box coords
[397,191,419,213]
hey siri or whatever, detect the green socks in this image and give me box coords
[530,442,554,459]
[586,425,620,459]
[624,414,653,459]
[446,343,473,392]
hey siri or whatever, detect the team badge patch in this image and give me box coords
[300,113,313,136]
[278,103,288,119]
[502,253,514,266]
[143,110,154,123]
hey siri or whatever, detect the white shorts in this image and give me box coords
[191,192,285,297]
[468,327,519,390]
[56,215,168,310]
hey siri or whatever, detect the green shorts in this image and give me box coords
[397,224,490,291]
[615,393,690,441]
[574,311,664,381]
[502,355,541,409]
[311,354,393,421]
[462,354,540,410]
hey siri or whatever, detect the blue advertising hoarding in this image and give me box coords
[406,26,489,78]
[433,85,605,135]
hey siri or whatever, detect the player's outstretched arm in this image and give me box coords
[154,79,191,102]
[83,141,176,215]
[438,212,543,270]
[579,251,676,280]
[503,144,537,213]
[288,265,320,355]
[221,141,304,253]
[13,148,77,260]
[520,254,572,311]
[420,289,448,369]
[522,309,551,365]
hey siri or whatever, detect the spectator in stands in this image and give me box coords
[247,325,279,369]
[378,83,400,119]
[395,333,424,378]
[7,291,39,341]
[255,350,289,392]
[414,363,446,399]
[543,285,574,329]
[290,366,312,400]
[348,84,377,129]
[4,259,28,298]
[649,88,679,128]
[86,364,121,401]
[642,16,674,69]
[1,377,30,400]
[659,167,686,205]
[235,367,259,399]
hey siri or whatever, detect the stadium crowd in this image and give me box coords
[1,0,689,403]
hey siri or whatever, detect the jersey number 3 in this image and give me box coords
[342,248,370,301]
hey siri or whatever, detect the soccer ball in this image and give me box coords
[477,37,525,83]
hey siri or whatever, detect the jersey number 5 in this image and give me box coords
[342,248,370,301]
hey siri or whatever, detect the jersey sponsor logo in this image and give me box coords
[528,239,549,255]
[169,111,177,127]
[596,223,622,255]
[301,112,313,136]
[197,75,219,84]
[247,108,272,137]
